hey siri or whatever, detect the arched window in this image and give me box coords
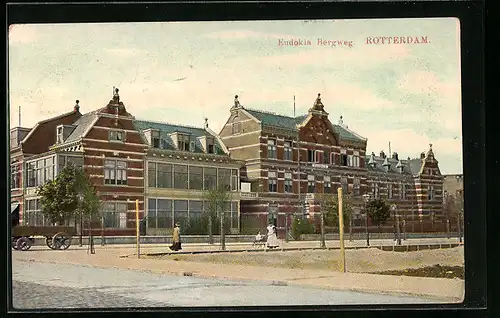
[231,115,241,134]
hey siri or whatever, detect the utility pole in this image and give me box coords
[320,200,326,248]
[338,187,346,273]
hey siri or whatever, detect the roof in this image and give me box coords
[364,154,423,176]
[244,108,365,142]
[21,110,81,145]
[133,119,227,155]
[63,112,99,143]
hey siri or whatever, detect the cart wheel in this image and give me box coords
[16,237,33,251]
[52,232,72,250]
[12,237,20,250]
[45,237,54,249]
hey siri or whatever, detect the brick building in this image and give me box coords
[19,89,149,235]
[10,106,82,223]
[219,94,445,235]
[134,118,243,235]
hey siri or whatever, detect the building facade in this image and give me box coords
[219,94,445,235]
[19,89,149,235]
[134,118,243,235]
[10,106,83,223]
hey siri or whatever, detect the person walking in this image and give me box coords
[266,224,279,249]
[169,223,182,251]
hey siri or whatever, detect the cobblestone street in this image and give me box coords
[12,258,435,309]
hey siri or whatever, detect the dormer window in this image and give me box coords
[190,141,196,152]
[178,134,190,151]
[208,144,214,154]
[151,130,160,148]
[56,126,64,143]
[109,130,124,142]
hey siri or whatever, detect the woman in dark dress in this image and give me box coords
[169,223,182,251]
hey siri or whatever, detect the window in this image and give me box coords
[373,182,379,198]
[330,153,336,165]
[307,175,315,193]
[341,177,348,193]
[402,183,407,200]
[190,141,196,152]
[102,202,128,228]
[341,154,348,166]
[428,185,434,200]
[174,200,189,228]
[324,176,332,193]
[284,172,293,193]
[173,164,188,189]
[27,162,35,187]
[232,116,241,134]
[109,130,124,142]
[314,151,321,163]
[10,130,18,148]
[178,134,190,151]
[10,163,21,189]
[24,199,47,226]
[231,169,239,191]
[307,150,315,162]
[203,167,217,190]
[208,144,215,154]
[388,183,393,199]
[44,157,55,182]
[148,162,156,187]
[58,155,83,173]
[189,166,203,190]
[157,163,173,188]
[56,126,64,143]
[267,140,277,159]
[218,168,231,191]
[324,151,330,164]
[353,177,360,196]
[347,155,353,166]
[104,160,127,185]
[189,200,204,223]
[151,130,160,148]
[268,171,277,192]
[284,141,293,160]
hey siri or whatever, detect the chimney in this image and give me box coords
[74,100,80,112]
[379,150,386,159]
[392,152,399,161]
[420,152,426,159]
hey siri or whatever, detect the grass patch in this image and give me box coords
[373,264,464,279]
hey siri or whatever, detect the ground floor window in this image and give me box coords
[146,198,239,232]
[23,198,48,226]
[102,202,128,228]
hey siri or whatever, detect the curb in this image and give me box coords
[123,243,462,258]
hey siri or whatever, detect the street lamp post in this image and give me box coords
[362,194,370,246]
[391,204,401,246]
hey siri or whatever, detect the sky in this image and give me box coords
[8,18,462,174]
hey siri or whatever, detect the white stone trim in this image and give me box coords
[84,147,146,156]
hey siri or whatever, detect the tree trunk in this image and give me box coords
[208,216,214,244]
[220,212,225,251]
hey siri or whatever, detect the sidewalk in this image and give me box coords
[12,244,464,303]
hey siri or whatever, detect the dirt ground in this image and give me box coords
[147,246,464,274]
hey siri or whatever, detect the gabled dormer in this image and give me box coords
[56,124,76,144]
[143,129,161,148]
[396,159,405,174]
[198,135,217,154]
[368,152,376,168]
[170,132,192,152]
[382,156,391,172]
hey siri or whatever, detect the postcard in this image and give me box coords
[9,17,464,309]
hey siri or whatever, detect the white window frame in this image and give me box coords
[109,130,125,143]
[104,159,127,185]
[267,139,277,159]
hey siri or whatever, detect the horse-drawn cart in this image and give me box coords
[11,204,76,251]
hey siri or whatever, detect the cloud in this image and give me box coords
[9,24,38,45]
